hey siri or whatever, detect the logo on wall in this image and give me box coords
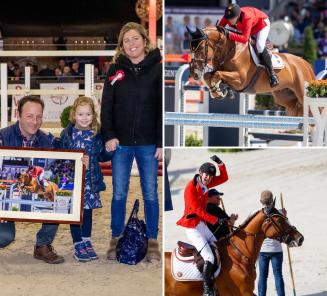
[50,87,69,105]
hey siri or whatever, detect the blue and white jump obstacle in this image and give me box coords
[165,112,315,130]
[165,63,325,146]
[0,184,71,213]
[1,199,56,207]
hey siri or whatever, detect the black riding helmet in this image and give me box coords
[199,162,216,176]
[224,4,241,20]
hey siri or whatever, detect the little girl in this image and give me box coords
[57,96,112,262]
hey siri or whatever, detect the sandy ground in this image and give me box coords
[0,176,163,296]
[165,148,327,296]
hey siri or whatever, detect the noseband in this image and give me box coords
[189,30,228,72]
[228,210,296,263]
[262,213,297,244]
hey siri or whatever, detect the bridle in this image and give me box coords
[228,210,296,263]
[189,29,228,73]
[262,212,297,244]
[189,38,214,71]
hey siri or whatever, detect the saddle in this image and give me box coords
[171,241,221,281]
[249,39,284,70]
[177,241,196,257]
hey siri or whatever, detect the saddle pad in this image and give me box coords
[249,45,284,69]
[171,247,221,282]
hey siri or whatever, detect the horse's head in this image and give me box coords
[262,204,304,247]
[187,26,212,80]
[16,172,30,185]
[187,26,229,80]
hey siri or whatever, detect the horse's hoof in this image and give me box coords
[209,91,223,99]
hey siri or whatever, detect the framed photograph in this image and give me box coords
[0,147,85,224]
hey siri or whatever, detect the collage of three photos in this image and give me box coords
[0,0,326,296]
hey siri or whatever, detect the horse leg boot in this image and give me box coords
[260,48,279,87]
[202,261,216,296]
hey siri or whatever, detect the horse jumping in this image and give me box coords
[16,172,58,202]
[165,205,304,296]
[187,26,315,116]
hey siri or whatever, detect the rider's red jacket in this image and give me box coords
[177,164,228,228]
[218,6,268,44]
[27,166,44,178]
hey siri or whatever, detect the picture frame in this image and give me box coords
[0,147,85,224]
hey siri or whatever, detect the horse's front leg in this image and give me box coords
[204,71,244,98]
[203,72,226,99]
[25,185,34,192]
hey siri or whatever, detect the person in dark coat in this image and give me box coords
[101,22,162,263]
[206,188,238,240]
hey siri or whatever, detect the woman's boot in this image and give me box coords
[106,237,118,260]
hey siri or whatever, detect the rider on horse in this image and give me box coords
[26,165,46,191]
[217,4,279,87]
[177,155,229,296]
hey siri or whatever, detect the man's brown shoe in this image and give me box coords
[34,244,65,264]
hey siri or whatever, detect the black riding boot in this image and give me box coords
[39,180,45,192]
[202,261,216,296]
[260,48,279,87]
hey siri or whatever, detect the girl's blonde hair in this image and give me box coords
[113,22,154,62]
[69,96,100,134]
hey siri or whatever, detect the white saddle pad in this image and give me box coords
[249,45,284,69]
[171,247,221,282]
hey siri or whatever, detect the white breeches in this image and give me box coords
[185,221,217,263]
[255,18,270,53]
[38,171,44,183]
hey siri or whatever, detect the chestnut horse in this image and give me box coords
[187,26,315,116]
[16,172,58,202]
[165,205,304,296]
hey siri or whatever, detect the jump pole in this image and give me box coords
[280,193,297,296]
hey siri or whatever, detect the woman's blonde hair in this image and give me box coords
[69,96,100,134]
[113,22,154,62]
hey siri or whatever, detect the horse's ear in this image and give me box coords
[196,27,207,39]
[186,26,195,36]
[273,197,276,208]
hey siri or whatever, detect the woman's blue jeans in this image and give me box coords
[111,145,159,239]
[258,252,285,296]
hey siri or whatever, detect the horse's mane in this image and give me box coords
[238,210,261,229]
[203,26,218,32]
[220,209,261,242]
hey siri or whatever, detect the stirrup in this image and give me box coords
[269,74,279,87]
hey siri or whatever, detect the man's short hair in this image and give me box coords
[17,96,44,116]
[260,190,273,206]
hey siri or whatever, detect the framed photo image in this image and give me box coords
[0,147,84,224]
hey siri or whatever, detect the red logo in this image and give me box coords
[109,70,125,83]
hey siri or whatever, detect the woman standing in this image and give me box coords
[101,22,162,262]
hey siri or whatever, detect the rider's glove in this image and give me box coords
[210,155,223,165]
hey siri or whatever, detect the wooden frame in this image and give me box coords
[0,147,85,224]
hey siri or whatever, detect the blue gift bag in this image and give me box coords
[116,199,148,265]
